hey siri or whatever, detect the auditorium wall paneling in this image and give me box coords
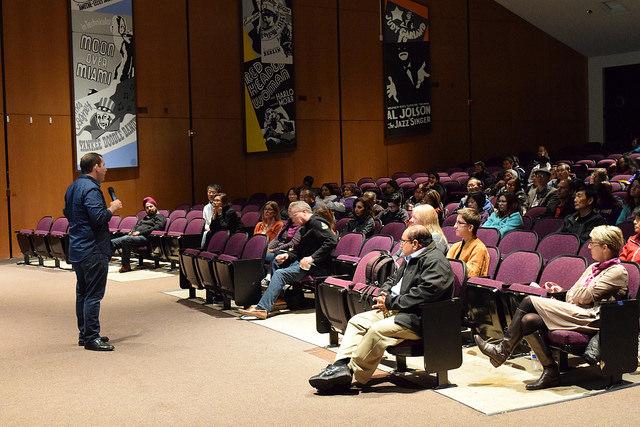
[0,48,8,259]
[468,0,587,162]
[104,0,192,215]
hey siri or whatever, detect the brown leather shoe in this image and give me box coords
[273,299,288,311]
[119,264,132,273]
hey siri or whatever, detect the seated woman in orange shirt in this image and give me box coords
[619,207,640,263]
[446,208,490,277]
[254,201,285,243]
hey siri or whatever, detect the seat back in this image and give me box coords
[240,234,268,260]
[185,210,203,222]
[392,171,410,180]
[411,172,427,180]
[442,225,460,244]
[108,215,122,231]
[136,210,146,220]
[117,216,138,233]
[174,203,191,211]
[450,172,468,181]
[335,217,351,235]
[536,232,580,263]
[621,261,640,299]
[443,213,457,226]
[50,217,69,233]
[332,232,364,258]
[376,177,391,187]
[532,217,564,239]
[495,251,543,285]
[359,235,394,256]
[241,211,261,229]
[444,202,459,216]
[498,230,537,259]
[395,176,412,184]
[477,227,500,247]
[167,217,188,235]
[241,204,260,215]
[524,206,547,222]
[379,221,406,242]
[158,209,170,219]
[35,216,53,232]
[191,203,205,211]
[207,230,230,253]
[357,177,375,186]
[248,192,268,205]
[222,232,248,258]
[184,218,205,235]
[486,246,500,278]
[538,255,587,290]
[169,209,187,222]
[449,259,467,298]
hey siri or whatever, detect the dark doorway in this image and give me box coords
[604,63,640,151]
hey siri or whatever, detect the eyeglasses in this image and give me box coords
[400,239,414,244]
[455,220,469,226]
[588,241,605,248]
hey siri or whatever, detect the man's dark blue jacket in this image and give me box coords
[64,175,113,263]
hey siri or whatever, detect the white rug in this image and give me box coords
[162,288,640,414]
[107,264,177,282]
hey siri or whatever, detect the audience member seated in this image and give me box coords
[446,208,490,277]
[546,179,576,219]
[525,168,557,211]
[262,206,301,286]
[111,196,166,273]
[616,176,640,225]
[253,201,284,243]
[608,155,637,177]
[378,193,409,225]
[500,156,525,182]
[458,178,493,216]
[561,185,606,244]
[505,177,527,211]
[490,168,518,197]
[425,171,446,200]
[207,193,241,240]
[330,184,359,216]
[628,136,640,154]
[423,189,445,225]
[300,175,315,192]
[594,182,622,225]
[281,187,300,220]
[527,145,551,186]
[362,191,384,216]
[475,225,628,390]
[342,197,375,237]
[300,188,322,211]
[381,179,403,207]
[589,168,609,186]
[316,184,338,207]
[483,193,523,237]
[619,207,640,263]
[239,201,337,319]
[470,160,494,188]
[308,225,454,392]
[405,182,426,210]
[463,191,489,224]
[314,204,338,234]
[201,183,222,248]
[549,163,572,188]
[408,204,448,254]
[510,155,527,182]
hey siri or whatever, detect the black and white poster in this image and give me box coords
[242,0,296,153]
[70,0,138,169]
[383,0,431,137]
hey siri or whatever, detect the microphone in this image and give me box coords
[107,187,117,201]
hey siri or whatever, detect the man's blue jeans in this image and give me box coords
[256,260,307,311]
[111,235,148,264]
[73,251,109,342]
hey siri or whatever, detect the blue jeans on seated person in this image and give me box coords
[256,260,307,312]
[111,235,148,264]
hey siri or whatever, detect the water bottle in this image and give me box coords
[530,351,541,371]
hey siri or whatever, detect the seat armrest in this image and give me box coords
[421,298,462,373]
[599,299,639,376]
[548,291,567,301]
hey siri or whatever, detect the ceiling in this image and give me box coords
[494,0,640,57]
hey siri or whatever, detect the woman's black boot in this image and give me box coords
[524,331,560,390]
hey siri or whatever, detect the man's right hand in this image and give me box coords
[275,253,289,265]
[109,199,123,213]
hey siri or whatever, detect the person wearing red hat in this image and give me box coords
[111,196,166,272]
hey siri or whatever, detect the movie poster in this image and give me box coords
[70,0,138,169]
[383,0,431,137]
[242,0,296,153]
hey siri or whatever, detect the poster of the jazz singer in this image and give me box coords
[70,0,138,169]
[383,0,431,137]
[242,0,296,153]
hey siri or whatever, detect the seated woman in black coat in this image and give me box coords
[342,197,375,237]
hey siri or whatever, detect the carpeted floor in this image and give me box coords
[1,262,639,425]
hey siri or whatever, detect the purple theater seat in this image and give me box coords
[331,232,364,259]
[168,209,187,222]
[191,204,205,211]
[335,217,351,235]
[442,225,460,244]
[163,217,205,266]
[241,204,260,216]
[611,174,632,182]
[196,232,248,295]
[547,330,591,347]
[47,217,70,266]
[477,227,500,248]
[532,218,564,239]
[395,177,412,185]
[497,230,537,260]
[181,230,230,289]
[578,239,595,264]
[16,216,53,261]
[392,172,410,180]
[450,172,468,181]
[185,210,203,222]
[444,202,459,217]
[135,210,146,220]
[174,203,191,211]
[621,261,640,299]
[449,258,467,298]
[538,255,587,291]
[241,211,261,231]
[414,176,429,185]
[357,177,375,186]
[524,206,547,222]
[536,233,580,264]
[380,221,406,242]
[376,177,392,187]
[619,220,634,241]
[108,215,122,233]
[486,246,500,278]
[411,172,427,180]
[116,216,138,234]
[443,213,457,227]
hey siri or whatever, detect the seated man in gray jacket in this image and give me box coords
[309,224,454,392]
[111,196,166,272]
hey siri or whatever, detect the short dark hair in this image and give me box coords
[207,183,222,192]
[354,197,373,218]
[464,191,486,210]
[575,184,597,206]
[80,152,103,174]
[407,225,433,247]
[387,193,403,206]
[303,175,314,186]
[215,193,228,205]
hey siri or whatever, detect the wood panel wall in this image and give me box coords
[0,41,8,259]
[0,0,587,258]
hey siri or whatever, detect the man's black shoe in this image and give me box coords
[84,338,115,351]
[78,336,109,346]
[309,364,353,392]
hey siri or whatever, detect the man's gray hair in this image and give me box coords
[289,201,312,213]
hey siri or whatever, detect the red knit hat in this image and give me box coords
[143,196,157,208]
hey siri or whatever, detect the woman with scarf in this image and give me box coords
[474,225,628,390]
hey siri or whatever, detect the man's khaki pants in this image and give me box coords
[335,310,420,384]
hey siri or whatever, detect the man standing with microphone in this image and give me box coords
[64,153,122,351]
